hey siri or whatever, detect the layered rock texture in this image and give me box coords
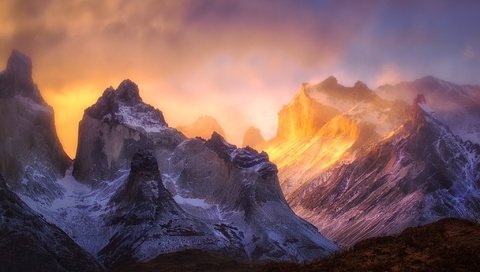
[261,76,480,247]
[0,51,337,271]
[291,96,480,246]
[260,78,409,197]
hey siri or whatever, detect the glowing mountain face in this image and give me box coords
[276,85,339,141]
[264,114,360,196]
[258,78,406,197]
[290,98,480,247]
[266,115,359,171]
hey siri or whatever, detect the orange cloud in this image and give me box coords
[0,0,379,157]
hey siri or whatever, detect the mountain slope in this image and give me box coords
[0,50,70,203]
[260,78,408,198]
[98,150,229,269]
[262,218,480,272]
[290,96,480,246]
[0,174,103,272]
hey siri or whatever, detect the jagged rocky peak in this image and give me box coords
[319,75,338,88]
[205,131,276,176]
[414,93,427,105]
[0,49,44,103]
[310,75,379,101]
[73,79,185,185]
[86,79,166,127]
[115,79,143,105]
[205,131,237,160]
[408,94,439,131]
[291,89,480,247]
[112,149,174,206]
[0,50,70,202]
[276,83,339,140]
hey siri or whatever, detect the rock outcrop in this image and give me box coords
[73,79,184,185]
[0,50,70,203]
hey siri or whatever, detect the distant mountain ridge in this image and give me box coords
[2,50,480,271]
[177,115,226,140]
[377,75,480,144]
[260,75,480,247]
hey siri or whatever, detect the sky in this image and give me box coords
[1,0,479,157]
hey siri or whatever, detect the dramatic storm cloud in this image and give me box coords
[1,0,479,156]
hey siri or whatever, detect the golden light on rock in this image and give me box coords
[257,86,361,196]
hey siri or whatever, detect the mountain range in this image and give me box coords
[1,50,479,271]
[256,76,480,247]
[0,51,336,271]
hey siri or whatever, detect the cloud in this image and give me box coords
[0,0,380,156]
[1,0,480,156]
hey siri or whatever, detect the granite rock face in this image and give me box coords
[73,79,183,185]
[0,50,70,203]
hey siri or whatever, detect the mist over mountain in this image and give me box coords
[242,126,265,148]
[259,75,480,248]
[377,76,480,145]
[291,95,480,246]
[177,115,226,140]
[1,50,479,271]
[259,77,409,197]
[0,51,337,271]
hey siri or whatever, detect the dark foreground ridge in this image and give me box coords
[261,218,480,272]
